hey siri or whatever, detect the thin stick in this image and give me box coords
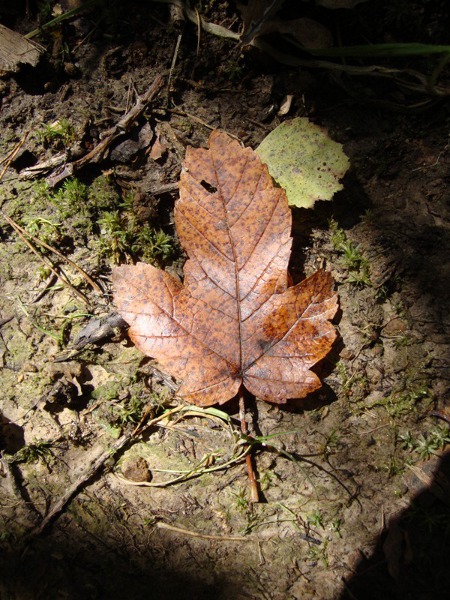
[0,134,28,180]
[46,74,165,187]
[156,521,249,541]
[1,211,103,294]
[1,212,90,305]
[239,390,260,503]
[195,7,201,56]
[167,33,183,104]
[24,407,185,537]
[27,431,133,538]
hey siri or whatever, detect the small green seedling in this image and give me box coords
[400,426,450,460]
[12,440,53,464]
[307,538,329,567]
[307,509,325,529]
[329,219,371,286]
[113,396,147,426]
[37,118,76,147]
[329,518,342,537]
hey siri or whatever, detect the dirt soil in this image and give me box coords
[1,2,450,599]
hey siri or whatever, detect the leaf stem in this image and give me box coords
[238,389,260,503]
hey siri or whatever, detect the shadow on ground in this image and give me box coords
[0,528,236,600]
[340,449,450,600]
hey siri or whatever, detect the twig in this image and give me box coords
[45,74,165,187]
[239,389,260,503]
[132,403,184,437]
[27,431,133,538]
[24,401,259,538]
[167,34,183,104]
[30,272,58,304]
[1,211,103,295]
[0,315,14,328]
[1,453,34,514]
[1,211,90,305]
[194,7,201,56]
[429,410,450,425]
[156,520,249,541]
[19,152,68,179]
[0,134,28,180]
[168,107,215,131]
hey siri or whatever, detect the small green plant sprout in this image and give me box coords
[375,284,389,302]
[37,118,76,147]
[51,177,89,222]
[230,486,250,512]
[399,426,450,460]
[329,219,371,286]
[398,430,415,451]
[88,174,120,211]
[307,509,325,529]
[12,440,53,464]
[98,204,175,265]
[59,177,88,203]
[220,59,245,82]
[24,217,61,245]
[392,299,406,317]
[241,511,262,535]
[56,177,87,203]
[98,211,131,263]
[30,179,52,203]
[336,360,368,400]
[307,538,329,567]
[258,469,278,491]
[113,395,147,427]
[136,226,175,264]
[382,456,406,478]
[406,502,450,535]
[320,428,342,457]
[329,517,342,537]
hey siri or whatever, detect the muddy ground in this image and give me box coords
[1,2,450,599]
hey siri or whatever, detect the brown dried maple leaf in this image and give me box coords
[113,131,338,407]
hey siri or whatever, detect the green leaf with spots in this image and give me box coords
[256,118,350,209]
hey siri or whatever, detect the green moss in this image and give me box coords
[112,395,147,426]
[7,174,175,268]
[337,361,369,401]
[98,210,176,265]
[23,216,62,245]
[366,382,432,417]
[329,219,371,286]
[51,178,89,220]
[36,118,76,148]
[11,440,53,464]
[88,175,120,211]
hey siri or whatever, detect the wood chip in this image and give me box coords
[0,24,43,73]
